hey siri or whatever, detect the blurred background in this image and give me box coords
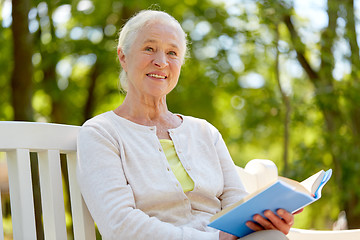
[1,0,359,239]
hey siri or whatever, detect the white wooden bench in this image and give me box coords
[0,121,95,240]
[0,121,359,239]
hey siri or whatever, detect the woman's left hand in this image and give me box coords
[245,209,300,235]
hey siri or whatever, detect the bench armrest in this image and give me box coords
[236,159,278,193]
[288,228,360,240]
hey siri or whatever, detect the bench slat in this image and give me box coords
[67,153,96,240]
[0,189,4,240]
[7,149,37,240]
[38,150,67,240]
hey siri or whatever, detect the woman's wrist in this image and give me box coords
[219,231,238,240]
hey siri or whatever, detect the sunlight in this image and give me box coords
[1,0,12,28]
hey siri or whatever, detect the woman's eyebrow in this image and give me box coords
[142,39,180,49]
[143,39,156,44]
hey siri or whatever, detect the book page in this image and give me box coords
[299,170,325,195]
[278,177,312,196]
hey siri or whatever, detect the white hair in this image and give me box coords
[117,10,187,92]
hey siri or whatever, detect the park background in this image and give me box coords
[1,0,360,238]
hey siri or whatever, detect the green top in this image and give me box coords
[160,139,194,192]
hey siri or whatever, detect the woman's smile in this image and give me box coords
[146,72,168,80]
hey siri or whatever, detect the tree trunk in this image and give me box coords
[343,0,360,141]
[11,1,46,238]
[275,24,291,176]
[11,0,33,121]
[317,0,343,190]
[83,62,100,122]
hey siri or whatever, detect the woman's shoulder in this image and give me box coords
[81,111,149,136]
[80,111,126,138]
[82,111,114,128]
[77,112,120,147]
[180,114,219,133]
[181,114,207,124]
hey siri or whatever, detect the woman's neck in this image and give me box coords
[113,93,182,139]
[116,93,169,123]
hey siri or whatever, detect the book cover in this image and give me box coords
[208,169,332,238]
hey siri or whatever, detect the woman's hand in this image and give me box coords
[219,231,238,240]
[245,209,297,235]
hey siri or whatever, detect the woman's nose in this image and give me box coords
[153,52,168,68]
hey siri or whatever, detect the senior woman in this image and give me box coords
[77,10,296,240]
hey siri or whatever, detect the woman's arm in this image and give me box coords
[210,125,248,208]
[219,231,239,240]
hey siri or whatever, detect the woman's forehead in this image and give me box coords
[136,22,185,49]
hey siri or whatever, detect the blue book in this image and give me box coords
[208,169,332,238]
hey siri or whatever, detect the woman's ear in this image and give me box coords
[117,48,127,72]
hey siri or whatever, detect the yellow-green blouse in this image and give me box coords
[159,139,194,192]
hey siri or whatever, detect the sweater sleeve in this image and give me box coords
[77,123,219,240]
[208,123,248,210]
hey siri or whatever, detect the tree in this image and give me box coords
[260,0,360,227]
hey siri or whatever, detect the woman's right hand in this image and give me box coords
[219,231,238,240]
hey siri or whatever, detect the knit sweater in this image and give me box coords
[77,111,248,240]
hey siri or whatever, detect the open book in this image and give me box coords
[208,169,332,238]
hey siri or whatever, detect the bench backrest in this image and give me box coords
[0,121,95,240]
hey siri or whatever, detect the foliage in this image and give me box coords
[1,0,360,235]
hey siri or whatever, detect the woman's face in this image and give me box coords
[118,22,185,98]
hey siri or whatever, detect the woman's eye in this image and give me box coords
[145,47,153,52]
[168,51,177,56]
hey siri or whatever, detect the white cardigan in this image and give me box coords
[77,111,247,240]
